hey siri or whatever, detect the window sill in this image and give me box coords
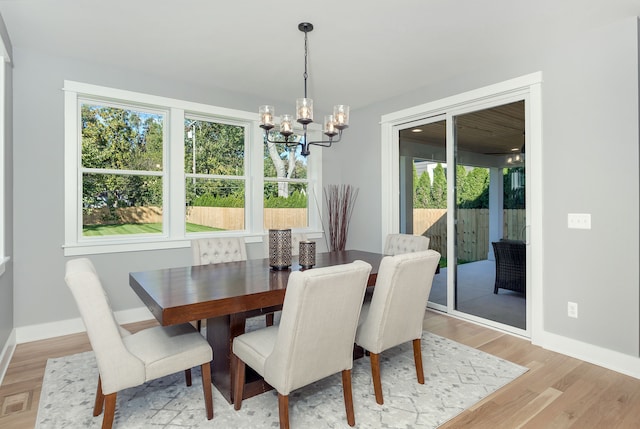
[63,239,192,256]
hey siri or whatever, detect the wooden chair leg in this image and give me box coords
[185,368,192,386]
[370,352,384,405]
[413,338,425,384]
[93,376,104,416]
[201,362,214,420]
[266,313,274,327]
[278,393,290,429]
[342,369,356,427]
[233,355,246,410]
[102,392,117,429]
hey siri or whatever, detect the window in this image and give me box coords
[63,81,323,255]
[80,101,166,238]
[0,56,7,275]
[185,116,248,233]
[263,141,309,229]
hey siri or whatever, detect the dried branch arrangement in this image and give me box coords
[324,184,359,251]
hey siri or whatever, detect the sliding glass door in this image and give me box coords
[397,100,528,334]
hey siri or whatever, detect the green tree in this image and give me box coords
[81,105,164,220]
[414,171,432,208]
[431,163,447,208]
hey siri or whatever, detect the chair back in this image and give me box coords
[64,258,144,394]
[356,250,440,353]
[192,237,247,265]
[384,233,430,255]
[264,260,372,395]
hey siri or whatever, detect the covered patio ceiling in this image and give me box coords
[399,100,525,168]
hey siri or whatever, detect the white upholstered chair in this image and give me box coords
[232,261,372,429]
[64,258,213,429]
[192,236,247,265]
[355,250,441,405]
[383,233,430,255]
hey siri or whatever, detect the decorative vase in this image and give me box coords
[298,240,316,269]
[269,229,292,270]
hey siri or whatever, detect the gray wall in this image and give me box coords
[0,16,12,354]
[325,16,640,356]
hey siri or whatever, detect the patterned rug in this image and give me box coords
[36,331,527,428]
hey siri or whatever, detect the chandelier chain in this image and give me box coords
[303,29,308,98]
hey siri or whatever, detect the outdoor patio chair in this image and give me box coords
[492,240,526,294]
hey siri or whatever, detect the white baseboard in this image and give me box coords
[15,306,154,344]
[0,328,16,387]
[534,331,640,380]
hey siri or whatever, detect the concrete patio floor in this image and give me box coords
[428,260,526,330]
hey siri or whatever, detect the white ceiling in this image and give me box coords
[0,0,638,113]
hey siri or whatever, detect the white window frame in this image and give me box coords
[63,81,323,255]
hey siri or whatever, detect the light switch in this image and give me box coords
[567,213,591,229]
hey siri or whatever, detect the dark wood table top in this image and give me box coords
[129,250,385,326]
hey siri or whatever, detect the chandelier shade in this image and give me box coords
[259,22,349,157]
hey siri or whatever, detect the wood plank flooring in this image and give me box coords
[1,312,639,428]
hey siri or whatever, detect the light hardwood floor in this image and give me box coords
[1,312,639,428]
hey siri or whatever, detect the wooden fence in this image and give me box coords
[84,206,308,230]
[84,206,523,262]
[413,209,525,262]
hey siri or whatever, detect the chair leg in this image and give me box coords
[369,352,384,405]
[185,368,192,386]
[413,338,425,384]
[102,392,117,429]
[278,393,290,429]
[233,355,246,410]
[341,369,356,427]
[201,362,214,420]
[94,376,104,416]
[266,313,274,327]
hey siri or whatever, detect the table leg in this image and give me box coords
[207,312,274,404]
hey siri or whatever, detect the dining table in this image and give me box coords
[129,249,385,404]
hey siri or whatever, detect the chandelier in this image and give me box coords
[259,22,349,157]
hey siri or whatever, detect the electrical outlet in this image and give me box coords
[568,302,578,318]
[568,213,591,229]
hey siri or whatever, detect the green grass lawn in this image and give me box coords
[83,223,222,236]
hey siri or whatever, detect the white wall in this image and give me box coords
[326,17,640,358]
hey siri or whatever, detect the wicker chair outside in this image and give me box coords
[492,240,526,294]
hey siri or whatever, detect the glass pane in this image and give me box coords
[264,141,307,179]
[398,119,447,307]
[184,118,244,176]
[263,181,308,229]
[453,101,526,330]
[186,178,245,232]
[81,103,163,171]
[82,173,163,236]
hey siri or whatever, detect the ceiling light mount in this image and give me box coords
[259,22,349,157]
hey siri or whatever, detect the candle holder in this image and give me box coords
[298,240,316,269]
[269,229,292,270]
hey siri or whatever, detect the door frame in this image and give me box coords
[380,72,543,341]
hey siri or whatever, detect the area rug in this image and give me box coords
[36,331,527,428]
